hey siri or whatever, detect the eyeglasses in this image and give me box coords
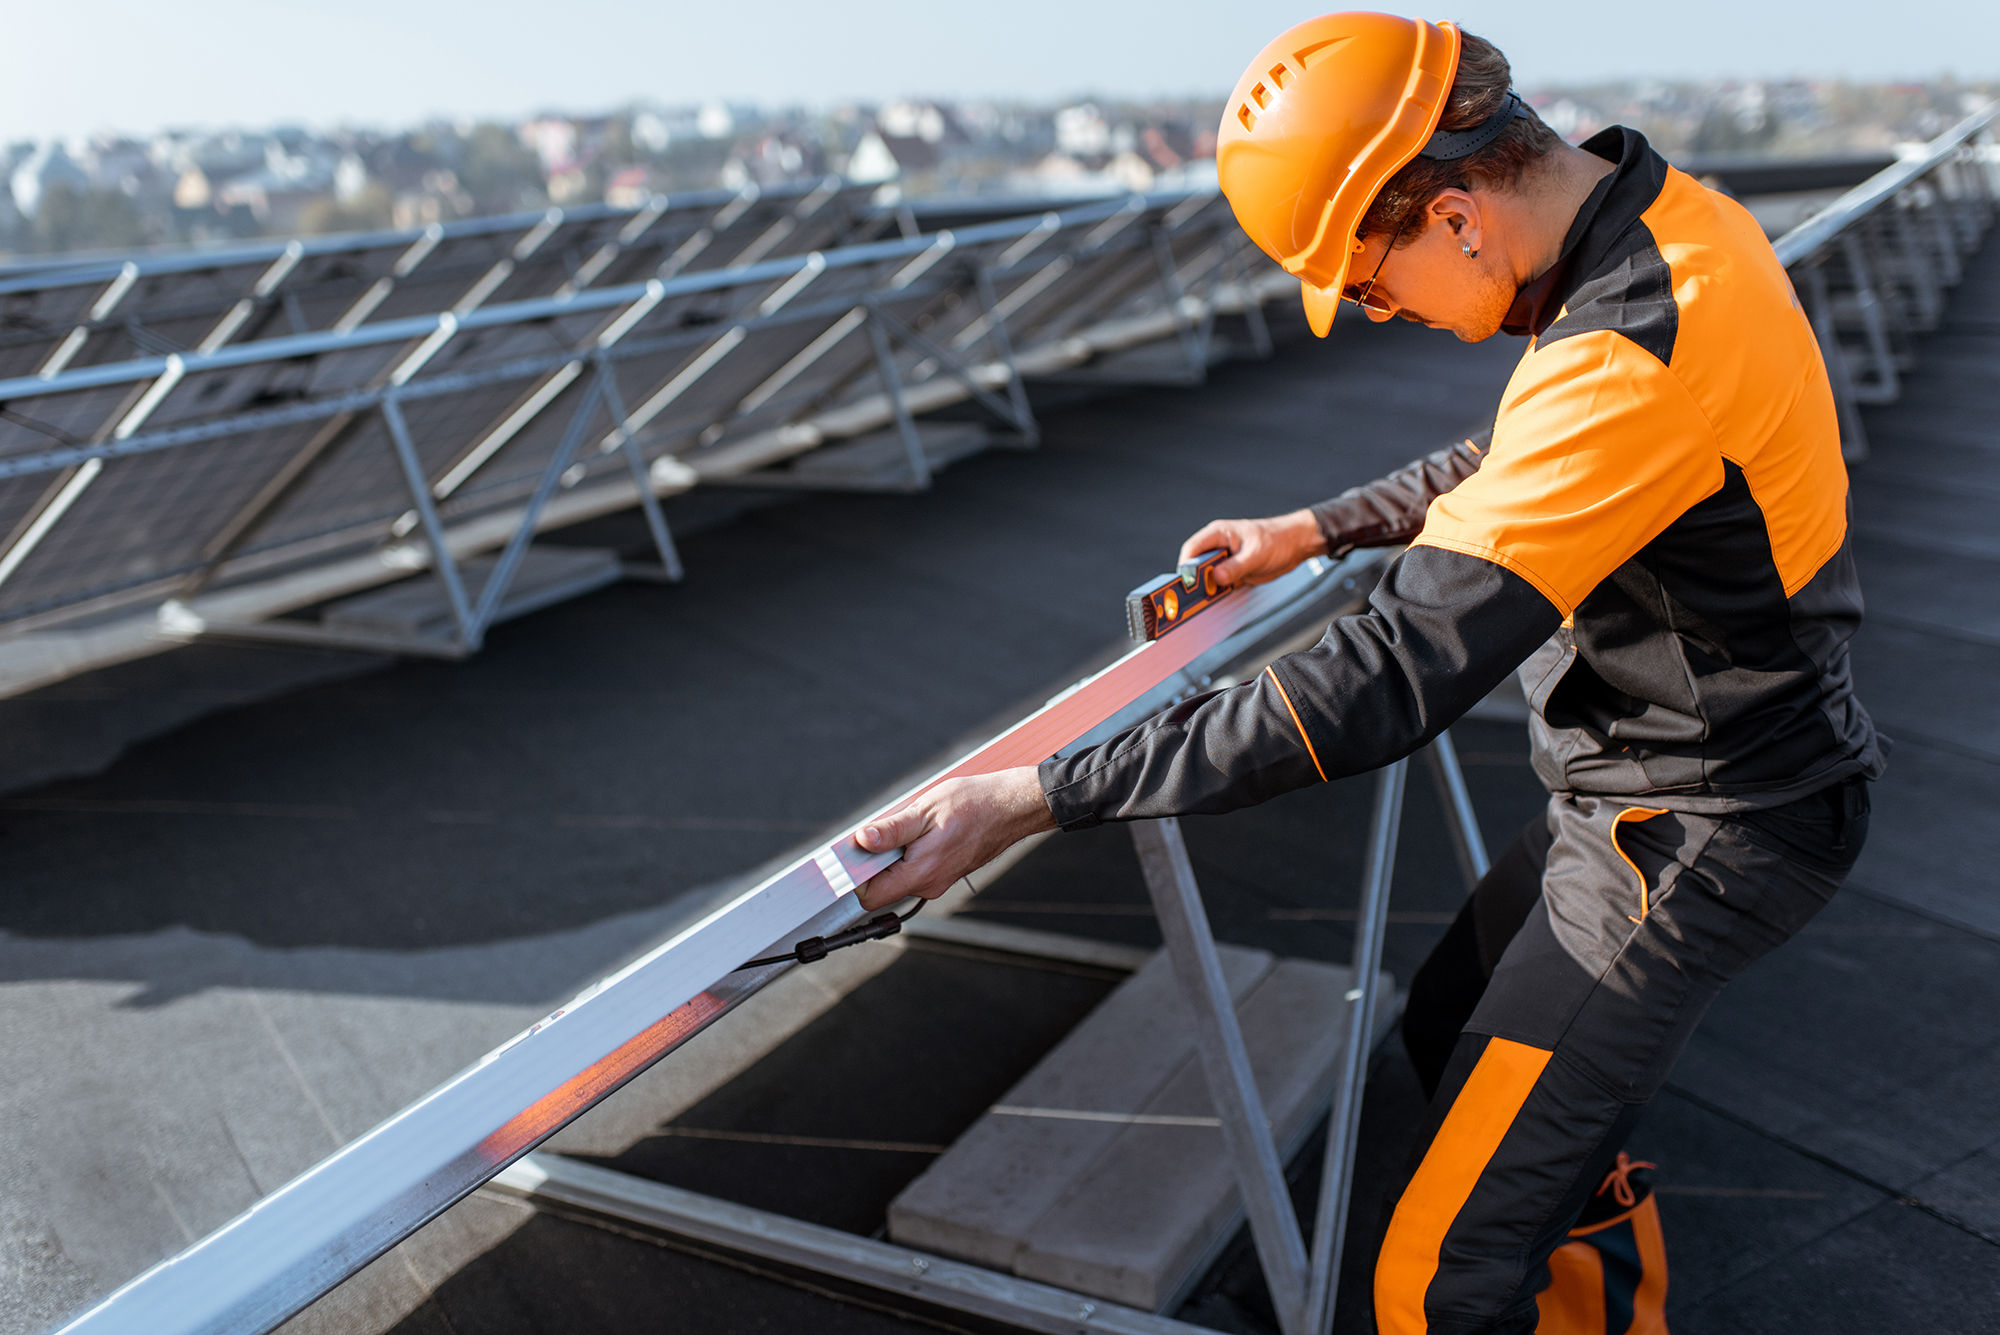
[1342,218,1409,315]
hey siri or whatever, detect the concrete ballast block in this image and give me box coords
[886,944,1271,1271]
[888,947,1396,1310]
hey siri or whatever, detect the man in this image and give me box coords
[856,14,1881,1333]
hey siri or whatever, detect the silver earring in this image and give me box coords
[1462,241,1478,259]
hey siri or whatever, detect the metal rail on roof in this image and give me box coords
[0,178,876,381]
[1770,102,1998,459]
[0,230,973,407]
[0,180,833,292]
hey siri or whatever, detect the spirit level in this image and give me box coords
[1126,549,1228,643]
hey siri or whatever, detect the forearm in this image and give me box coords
[1309,435,1487,557]
[1270,507,1331,560]
[1040,544,1556,828]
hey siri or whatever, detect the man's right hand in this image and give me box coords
[1179,509,1328,589]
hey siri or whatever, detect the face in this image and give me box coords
[1346,190,1516,342]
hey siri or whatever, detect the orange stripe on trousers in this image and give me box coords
[1375,1036,1554,1334]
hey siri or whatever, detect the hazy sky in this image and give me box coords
[4,1,1993,142]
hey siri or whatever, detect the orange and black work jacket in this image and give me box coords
[1040,128,1884,826]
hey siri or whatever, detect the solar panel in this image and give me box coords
[0,425,319,621]
[0,190,1275,662]
[0,263,132,379]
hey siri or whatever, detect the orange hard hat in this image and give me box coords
[1216,13,1461,336]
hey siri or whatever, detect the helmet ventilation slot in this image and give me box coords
[1293,36,1351,70]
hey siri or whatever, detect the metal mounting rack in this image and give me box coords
[0,187,1280,697]
[50,545,1491,1335]
[1773,102,1998,460]
[494,730,1486,1335]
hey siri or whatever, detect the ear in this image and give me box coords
[1426,188,1484,258]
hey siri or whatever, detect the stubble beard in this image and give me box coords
[1394,264,1518,343]
[1450,264,1521,342]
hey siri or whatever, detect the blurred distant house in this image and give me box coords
[213,139,343,233]
[520,116,632,205]
[845,128,936,184]
[10,141,150,252]
[1532,95,1604,144]
[605,166,652,209]
[1141,124,1193,172]
[76,138,162,199]
[1055,104,1112,158]
[723,132,824,189]
[344,137,470,231]
[837,100,966,194]
[9,142,90,219]
[521,117,588,204]
[1692,83,1782,154]
[172,164,212,210]
[1014,103,1214,196]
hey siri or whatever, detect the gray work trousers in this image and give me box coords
[1378,777,1870,1334]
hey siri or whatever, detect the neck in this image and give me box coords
[1499,142,1618,289]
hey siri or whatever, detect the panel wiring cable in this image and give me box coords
[735,894,931,969]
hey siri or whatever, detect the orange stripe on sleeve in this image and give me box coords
[1375,1037,1554,1335]
[1264,665,1327,782]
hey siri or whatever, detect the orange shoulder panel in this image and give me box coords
[1414,330,1725,618]
[1642,171,1849,595]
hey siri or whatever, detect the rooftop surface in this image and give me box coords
[3,238,1998,1335]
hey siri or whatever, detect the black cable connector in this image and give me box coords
[735,897,926,971]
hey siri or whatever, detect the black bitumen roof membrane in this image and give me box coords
[5,243,1999,1335]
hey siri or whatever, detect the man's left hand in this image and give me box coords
[853,767,1057,909]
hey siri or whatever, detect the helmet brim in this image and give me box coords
[1302,278,1341,337]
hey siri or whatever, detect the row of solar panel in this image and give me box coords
[0,188,1261,642]
[0,178,888,382]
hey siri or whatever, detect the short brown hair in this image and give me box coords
[1358,30,1562,246]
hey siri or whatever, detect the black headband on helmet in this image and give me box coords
[1417,92,1524,161]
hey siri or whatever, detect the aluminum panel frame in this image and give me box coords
[51,549,1383,1335]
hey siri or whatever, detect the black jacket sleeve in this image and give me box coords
[1308,434,1487,557]
[1038,544,1559,829]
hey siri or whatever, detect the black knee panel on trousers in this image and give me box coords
[1402,813,1552,1100]
[1402,903,1484,1101]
